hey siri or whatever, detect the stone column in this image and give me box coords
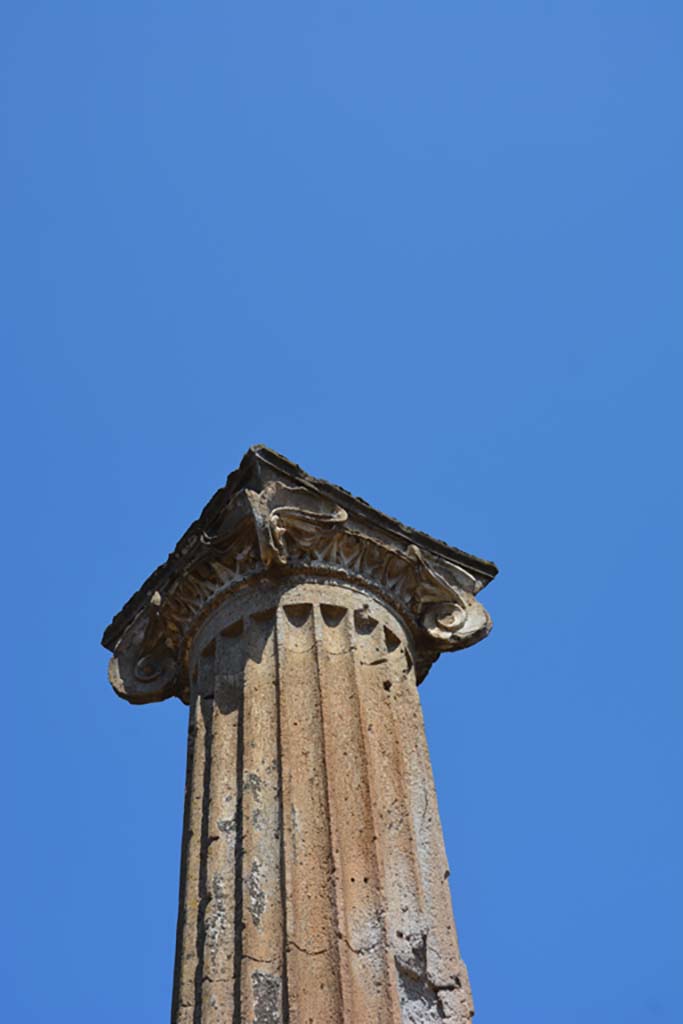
[102,447,497,1024]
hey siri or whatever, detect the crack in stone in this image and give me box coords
[286,939,329,957]
[338,934,382,957]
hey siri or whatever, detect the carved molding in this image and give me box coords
[104,453,495,704]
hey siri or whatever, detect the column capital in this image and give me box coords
[102,446,497,705]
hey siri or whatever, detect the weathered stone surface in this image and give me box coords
[102,448,497,1022]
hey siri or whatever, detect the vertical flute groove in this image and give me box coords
[386,657,429,932]
[194,692,215,1024]
[274,612,291,1023]
[278,603,343,1022]
[311,604,348,1022]
[171,685,203,1024]
[231,682,244,1024]
[240,614,284,1022]
[348,614,404,1022]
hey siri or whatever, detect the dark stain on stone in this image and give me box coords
[252,970,281,1024]
[244,772,263,798]
[246,859,266,926]
[252,807,265,832]
[396,965,446,1022]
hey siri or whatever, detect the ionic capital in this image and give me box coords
[102,447,497,704]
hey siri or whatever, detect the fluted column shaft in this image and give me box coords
[171,579,473,1024]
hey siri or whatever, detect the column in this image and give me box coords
[102,446,497,1024]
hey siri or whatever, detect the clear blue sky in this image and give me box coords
[2,3,681,1021]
